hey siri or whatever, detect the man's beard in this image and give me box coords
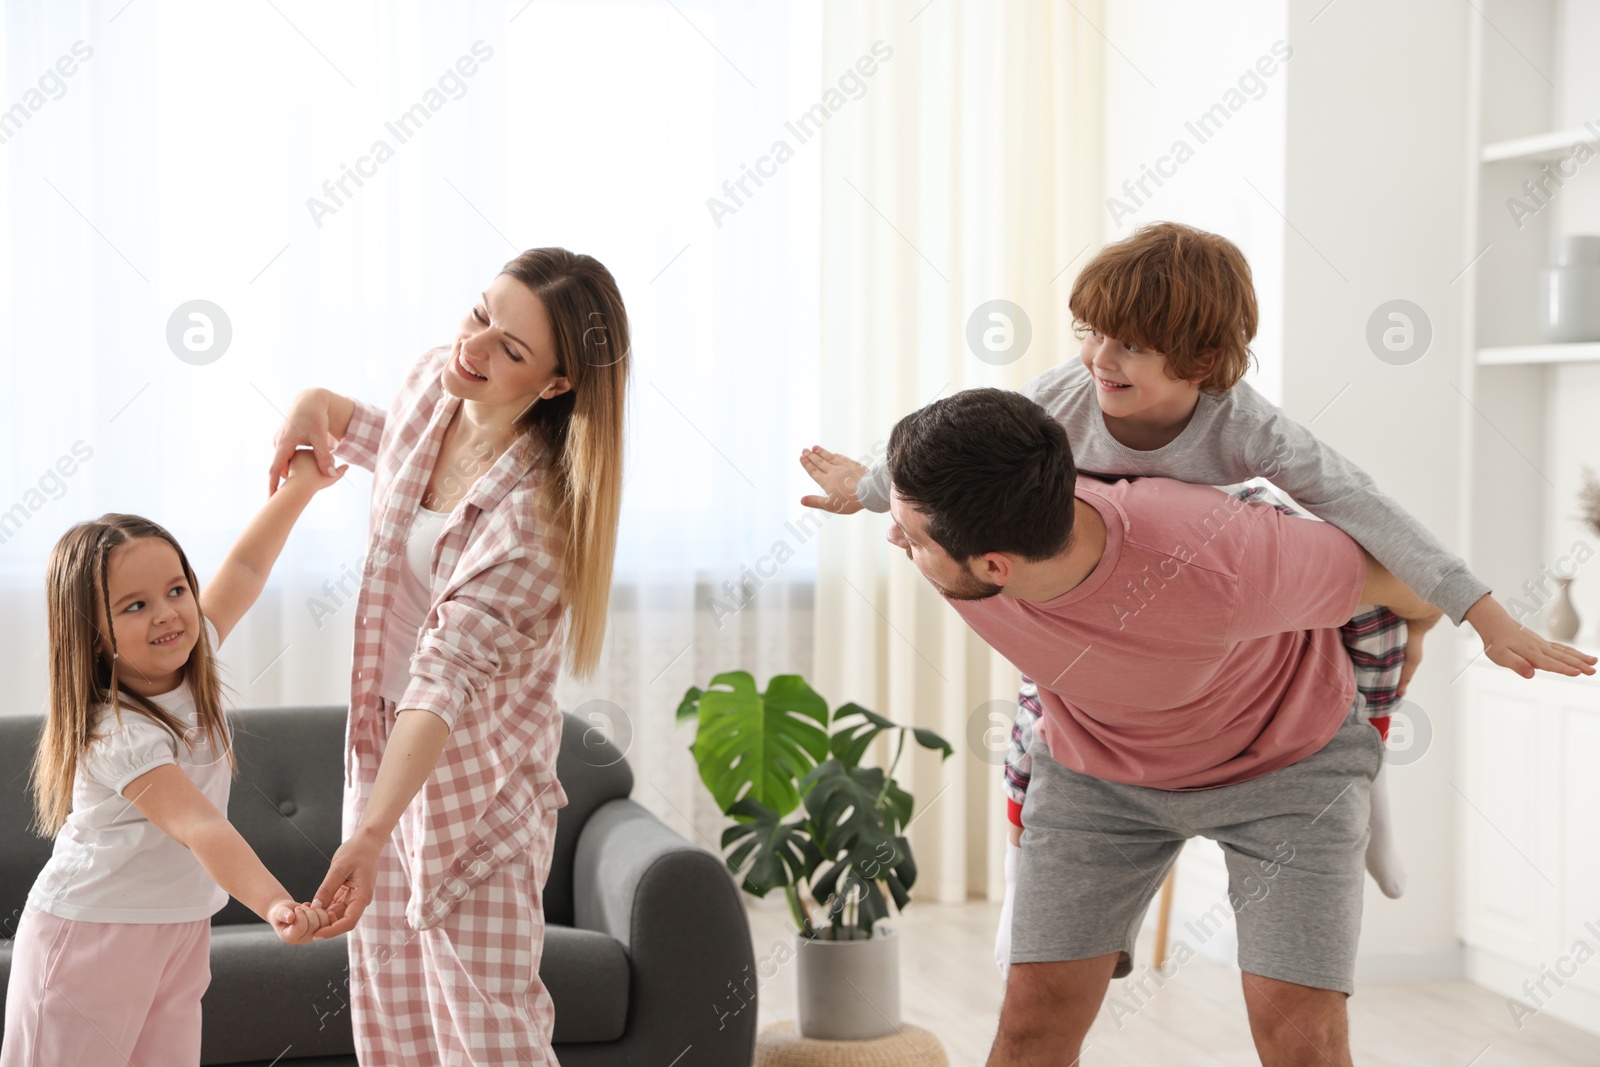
[934,569,1003,601]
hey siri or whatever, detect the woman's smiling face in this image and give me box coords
[444,273,571,413]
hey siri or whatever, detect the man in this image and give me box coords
[883,388,1443,1066]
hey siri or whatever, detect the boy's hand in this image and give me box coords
[800,446,867,514]
[1465,594,1598,680]
[1482,625,1595,681]
[269,898,336,945]
[284,448,348,494]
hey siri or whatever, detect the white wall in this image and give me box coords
[1100,0,1474,980]
[1099,0,1293,971]
[1101,0,1288,404]
[1281,0,1472,977]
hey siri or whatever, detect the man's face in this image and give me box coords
[886,489,1002,601]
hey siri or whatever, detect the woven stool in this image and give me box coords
[755,1020,948,1067]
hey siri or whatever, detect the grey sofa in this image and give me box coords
[0,707,758,1066]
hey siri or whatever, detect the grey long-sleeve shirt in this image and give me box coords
[856,359,1489,626]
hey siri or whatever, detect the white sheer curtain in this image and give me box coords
[0,0,821,844]
[813,0,1104,904]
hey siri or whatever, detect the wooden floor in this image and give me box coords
[746,899,1600,1066]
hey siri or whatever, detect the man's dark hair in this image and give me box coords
[886,388,1077,562]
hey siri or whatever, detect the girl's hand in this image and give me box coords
[285,448,349,493]
[269,898,336,945]
[799,445,867,514]
[269,388,340,495]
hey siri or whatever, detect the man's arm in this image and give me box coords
[1358,548,1445,698]
[1358,548,1444,629]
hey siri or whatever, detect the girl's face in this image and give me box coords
[97,537,200,698]
[444,273,572,415]
[1078,328,1199,421]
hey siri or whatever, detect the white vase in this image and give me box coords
[1546,577,1581,641]
[794,925,901,1040]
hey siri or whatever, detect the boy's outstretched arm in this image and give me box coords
[203,449,345,646]
[1461,591,1596,680]
[799,446,867,514]
[1358,549,1595,690]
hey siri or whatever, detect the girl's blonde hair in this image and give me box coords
[504,248,630,679]
[31,514,234,836]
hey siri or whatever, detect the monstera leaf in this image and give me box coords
[721,796,824,897]
[678,671,830,817]
[677,671,955,938]
[802,759,895,858]
[830,702,954,773]
[810,835,917,937]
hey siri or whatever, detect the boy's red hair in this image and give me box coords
[1069,222,1258,394]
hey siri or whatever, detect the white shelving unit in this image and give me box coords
[1481,125,1600,164]
[1477,342,1600,365]
[1459,0,1600,1038]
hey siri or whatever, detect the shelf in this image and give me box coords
[1476,342,1600,365]
[1481,124,1600,164]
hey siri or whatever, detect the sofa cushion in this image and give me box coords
[199,926,355,1064]
[547,714,634,927]
[213,708,348,927]
[188,921,629,1061]
[544,923,631,1043]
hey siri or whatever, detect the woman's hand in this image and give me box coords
[269,388,342,495]
[309,830,385,939]
[284,448,349,494]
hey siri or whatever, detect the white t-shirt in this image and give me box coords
[378,504,451,705]
[28,617,233,923]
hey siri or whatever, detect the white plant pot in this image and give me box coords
[793,925,901,1040]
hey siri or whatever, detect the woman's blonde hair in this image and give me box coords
[1069,221,1259,394]
[31,514,234,836]
[504,249,630,678]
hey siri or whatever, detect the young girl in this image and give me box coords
[2,449,345,1067]
[799,221,1596,971]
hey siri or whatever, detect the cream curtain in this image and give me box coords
[814,0,1105,904]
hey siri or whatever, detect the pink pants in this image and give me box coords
[1,905,210,1067]
[348,826,559,1067]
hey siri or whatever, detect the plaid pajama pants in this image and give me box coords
[347,701,560,1067]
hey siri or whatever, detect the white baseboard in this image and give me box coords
[1466,946,1600,1038]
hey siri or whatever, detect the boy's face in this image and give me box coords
[1078,329,1199,420]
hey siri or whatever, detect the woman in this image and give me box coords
[266,248,628,1064]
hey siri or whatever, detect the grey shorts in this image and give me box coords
[1011,699,1382,995]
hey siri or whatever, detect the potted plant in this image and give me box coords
[676,671,952,1040]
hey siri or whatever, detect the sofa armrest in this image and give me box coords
[572,798,757,1067]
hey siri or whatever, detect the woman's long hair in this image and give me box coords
[31,514,234,836]
[503,249,630,678]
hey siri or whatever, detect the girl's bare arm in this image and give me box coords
[202,450,344,646]
[121,764,332,943]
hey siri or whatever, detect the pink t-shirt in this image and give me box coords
[949,475,1367,790]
